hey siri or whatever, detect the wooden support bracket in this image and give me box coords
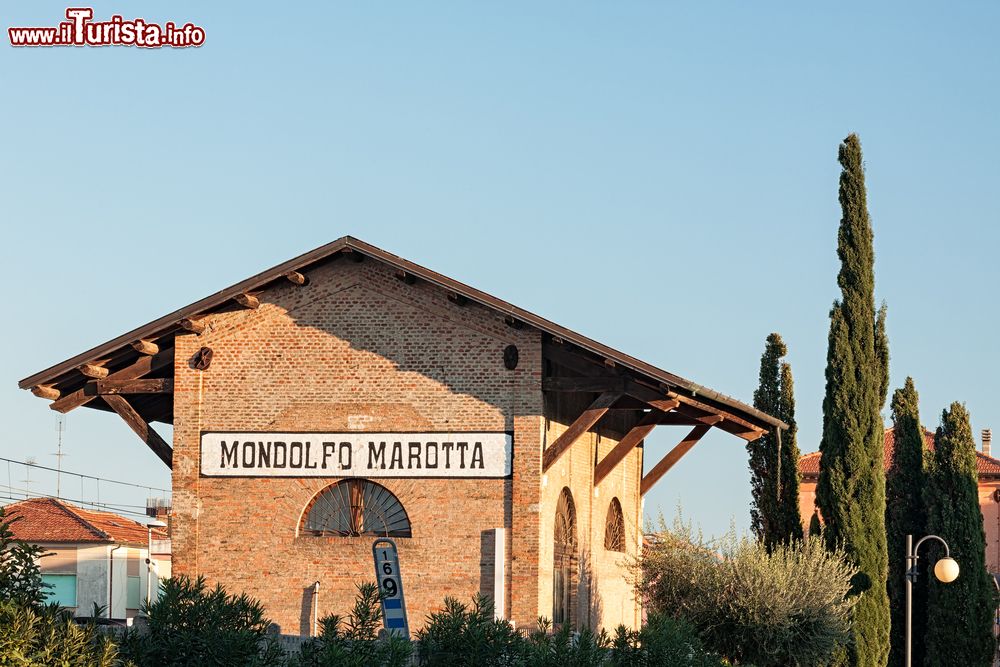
[593,410,663,486]
[640,425,711,495]
[542,390,622,471]
[103,394,173,468]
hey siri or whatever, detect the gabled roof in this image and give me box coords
[17,236,784,432]
[3,498,166,547]
[799,427,1000,479]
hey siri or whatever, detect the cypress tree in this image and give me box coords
[749,333,784,544]
[748,334,803,548]
[923,403,997,667]
[774,360,803,544]
[884,378,928,667]
[816,134,890,667]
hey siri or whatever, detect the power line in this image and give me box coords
[0,487,157,520]
[0,456,170,494]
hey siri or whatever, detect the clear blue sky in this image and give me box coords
[2,2,997,538]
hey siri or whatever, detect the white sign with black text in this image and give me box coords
[199,432,513,478]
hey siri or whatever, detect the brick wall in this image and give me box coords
[171,258,543,634]
[539,386,644,630]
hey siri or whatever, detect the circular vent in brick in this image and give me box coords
[303,479,411,537]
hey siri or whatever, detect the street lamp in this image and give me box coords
[905,534,960,667]
[146,519,167,608]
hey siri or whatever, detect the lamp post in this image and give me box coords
[905,534,960,667]
[146,519,167,608]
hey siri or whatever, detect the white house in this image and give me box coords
[4,497,170,621]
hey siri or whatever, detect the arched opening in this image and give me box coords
[302,479,411,537]
[604,497,625,552]
[553,487,577,626]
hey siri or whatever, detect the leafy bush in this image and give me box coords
[290,582,411,667]
[119,575,284,666]
[0,600,126,666]
[414,592,723,667]
[640,517,859,666]
[0,506,49,609]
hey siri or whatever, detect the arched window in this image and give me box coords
[553,487,577,626]
[604,497,625,552]
[303,479,411,537]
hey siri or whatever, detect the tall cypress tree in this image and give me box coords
[749,333,784,544]
[924,403,997,667]
[885,378,928,667]
[816,134,890,666]
[774,360,803,544]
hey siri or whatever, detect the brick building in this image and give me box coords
[19,237,783,635]
[799,428,1000,573]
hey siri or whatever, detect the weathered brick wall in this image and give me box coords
[171,258,543,634]
[540,390,643,631]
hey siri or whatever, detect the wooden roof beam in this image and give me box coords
[86,378,174,396]
[78,363,108,379]
[103,394,173,468]
[641,425,711,495]
[131,339,158,355]
[31,385,60,400]
[51,348,173,413]
[593,410,663,486]
[234,293,260,309]
[285,270,309,286]
[541,390,622,471]
[178,318,205,335]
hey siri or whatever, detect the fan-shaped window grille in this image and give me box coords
[604,498,625,552]
[303,479,411,537]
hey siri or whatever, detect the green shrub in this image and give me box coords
[0,600,126,666]
[118,575,284,667]
[0,506,49,609]
[641,518,859,666]
[416,593,529,666]
[290,582,411,667]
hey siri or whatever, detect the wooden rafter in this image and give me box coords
[86,378,174,396]
[234,293,260,309]
[285,271,308,286]
[593,410,662,486]
[31,385,60,400]
[51,349,173,413]
[78,363,108,379]
[543,344,765,441]
[641,425,710,495]
[178,318,205,335]
[131,339,159,355]
[103,394,173,468]
[541,390,622,471]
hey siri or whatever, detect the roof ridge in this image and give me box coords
[17,235,785,431]
[51,499,114,541]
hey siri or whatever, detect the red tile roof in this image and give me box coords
[800,427,1000,479]
[2,498,165,547]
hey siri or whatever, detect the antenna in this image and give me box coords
[53,415,67,498]
[22,457,37,498]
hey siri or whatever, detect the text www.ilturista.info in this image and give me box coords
[9,8,205,48]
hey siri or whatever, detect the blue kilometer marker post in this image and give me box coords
[372,538,409,638]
